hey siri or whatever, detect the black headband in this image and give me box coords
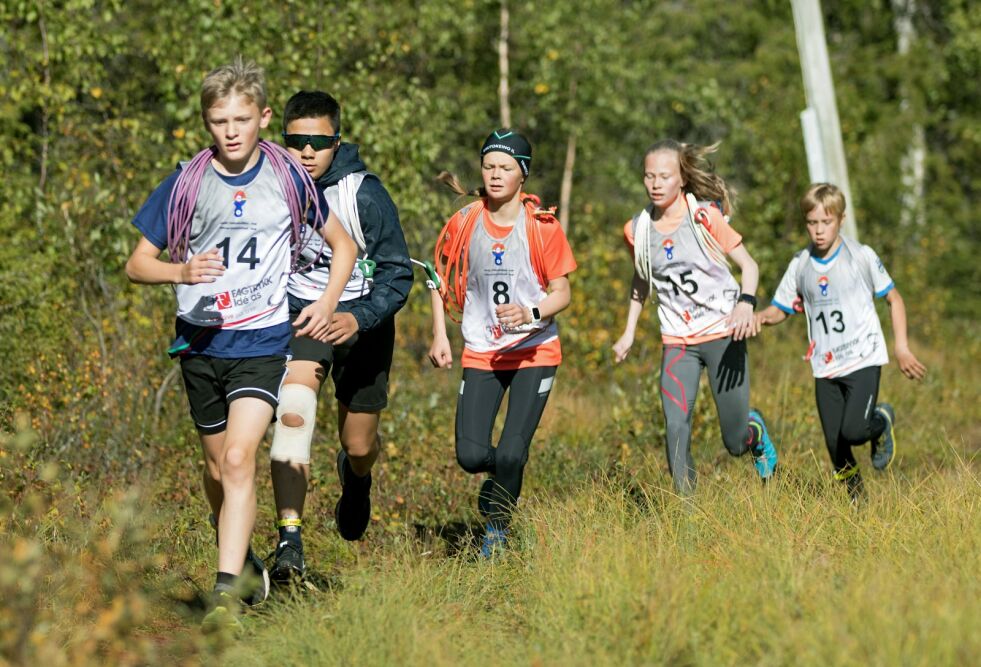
[480,128,532,177]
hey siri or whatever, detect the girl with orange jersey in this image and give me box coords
[429,129,576,557]
[613,139,777,495]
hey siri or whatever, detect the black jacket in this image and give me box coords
[318,144,413,331]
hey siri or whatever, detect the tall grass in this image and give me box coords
[1,320,977,665]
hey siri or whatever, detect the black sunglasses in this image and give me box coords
[282,133,340,151]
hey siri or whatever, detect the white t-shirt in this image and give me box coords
[772,237,894,378]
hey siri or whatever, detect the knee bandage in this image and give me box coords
[270,384,318,464]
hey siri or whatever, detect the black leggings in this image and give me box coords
[455,366,556,528]
[815,366,886,473]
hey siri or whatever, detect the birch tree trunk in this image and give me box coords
[892,0,926,227]
[558,79,579,233]
[498,0,511,127]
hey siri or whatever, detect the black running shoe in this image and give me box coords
[269,540,306,583]
[241,546,270,606]
[335,449,372,541]
[834,466,866,504]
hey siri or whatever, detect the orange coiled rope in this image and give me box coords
[434,193,557,321]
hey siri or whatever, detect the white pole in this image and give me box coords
[792,0,858,238]
[800,107,828,183]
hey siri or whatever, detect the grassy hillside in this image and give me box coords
[2,318,977,665]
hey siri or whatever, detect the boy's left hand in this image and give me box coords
[729,302,759,340]
[896,347,927,380]
[325,312,359,345]
[294,301,334,342]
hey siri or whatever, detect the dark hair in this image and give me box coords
[645,139,734,216]
[283,90,341,134]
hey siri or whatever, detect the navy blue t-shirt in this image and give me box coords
[132,153,329,358]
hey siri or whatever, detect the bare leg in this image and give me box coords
[215,397,273,575]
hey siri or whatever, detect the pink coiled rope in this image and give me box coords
[166,139,323,272]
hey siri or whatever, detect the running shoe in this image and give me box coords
[748,408,778,480]
[834,465,866,504]
[871,403,896,471]
[479,523,509,560]
[201,589,243,634]
[335,449,372,541]
[269,540,306,583]
[209,515,270,605]
[241,545,270,607]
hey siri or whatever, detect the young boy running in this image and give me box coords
[125,59,356,630]
[755,183,926,499]
[268,91,412,580]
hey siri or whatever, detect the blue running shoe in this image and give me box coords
[871,403,896,471]
[479,524,509,560]
[748,408,778,480]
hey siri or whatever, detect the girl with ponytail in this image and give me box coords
[428,129,577,558]
[612,139,777,495]
[125,57,356,630]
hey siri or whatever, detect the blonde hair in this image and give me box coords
[200,56,267,119]
[800,183,846,220]
[645,139,734,216]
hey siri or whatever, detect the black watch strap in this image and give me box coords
[737,293,758,308]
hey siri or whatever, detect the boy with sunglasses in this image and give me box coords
[268,90,412,580]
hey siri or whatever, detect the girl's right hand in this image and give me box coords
[180,248,225,284]
[428,336,453,369]
[612,331,634,364]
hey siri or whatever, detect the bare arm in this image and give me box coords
[125,236,225,285]
[612,272,649,363]
[428,289,453,369]
[885,288,927,380]
[755,304,789,328]
[294,210,358,341]
[726,244,760,340]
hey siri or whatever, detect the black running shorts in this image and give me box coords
[179,354,289,434]
[288,295,394,412]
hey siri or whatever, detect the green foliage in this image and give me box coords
[0,2,979,661]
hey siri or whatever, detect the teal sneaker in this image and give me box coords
[748,409,778,480]
[871,403,896,471]
[479,524,509,560]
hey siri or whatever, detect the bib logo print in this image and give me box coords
[491,242,506,266]
[233,190,247,218]
[818,275,829,297]
[663,239,674,260]
[214,292,233,310]
[823,350,834,365]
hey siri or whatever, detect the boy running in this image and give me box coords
[755,183,926,500]
[125,59,356,630]
[268,91,412,580]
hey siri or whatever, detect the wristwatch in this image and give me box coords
[530,306,542,323]
[737,293,758,308]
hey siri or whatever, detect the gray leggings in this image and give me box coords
[660,337,751,494]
